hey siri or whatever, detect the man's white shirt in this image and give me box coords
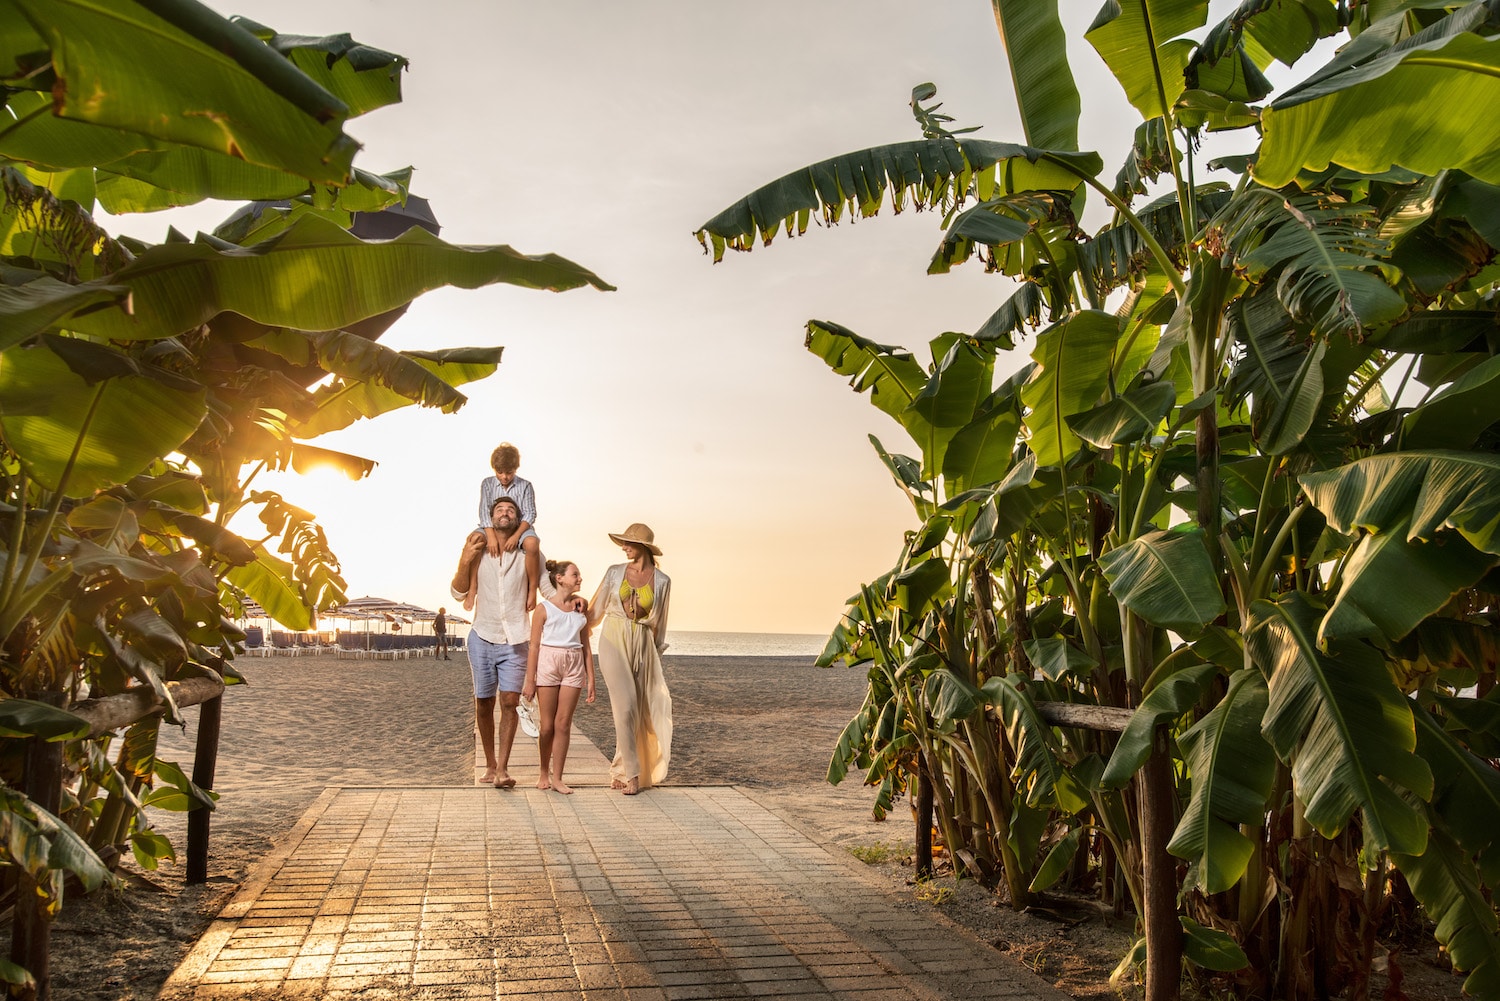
[453,548,529,645]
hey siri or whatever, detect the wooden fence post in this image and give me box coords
[186,694,223,885]
[11,691,64,1001]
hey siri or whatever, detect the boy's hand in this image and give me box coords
[525,592,536,612]
[502,534,520,553]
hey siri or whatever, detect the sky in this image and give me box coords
[105,1,1192,635]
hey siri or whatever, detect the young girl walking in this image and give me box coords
[521,559,596,793]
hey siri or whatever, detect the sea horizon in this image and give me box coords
[664,630,826,658]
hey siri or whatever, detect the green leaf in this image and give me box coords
[1412,701,1500,859]
[1180,917,1249,972]
[295,347,503,438]
[1300,451,1500,557]
[827,702,878,785]
[0,271,130,351]
[925,668,982,724]
[1030,826,1085,892]
[1066,380,1176,449]
[0,338,206,495]
[695,137,1102,260]
[990,0,1081,151]
[1393,829,1500,999]
[129,828,176,871]
[66,215,613,343]
[941,407,1019,495]
[1100,662,1218,789]
[1086,0,1210,122]
[1247,592,1433,853]
[805,320,927,426]
[10,0,360,185]
[225,542,310,630]
[1021,310,1123,467]
[892,558,948,615]
[1169,670,1276,894]
[1257,31,1500,187]
[984,674,1069,808]
[1022,637,1098,681]
[1099,529,1226,635]
[0,698,91,740]
[1401,353,1500,450]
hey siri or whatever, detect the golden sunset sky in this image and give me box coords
[106,2,1195,633]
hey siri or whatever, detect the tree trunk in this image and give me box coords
[1139,725,1183,1001]
[186,694,223,885]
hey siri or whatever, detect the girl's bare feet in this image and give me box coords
[621,777,639,796]
[535,775,551,790]
[550,780,574,795]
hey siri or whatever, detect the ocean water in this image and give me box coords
[664,631,826,657]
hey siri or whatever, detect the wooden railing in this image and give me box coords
[9,674,225,1000]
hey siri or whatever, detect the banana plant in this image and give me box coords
[697,3,1500,998]
[0,0,611,974]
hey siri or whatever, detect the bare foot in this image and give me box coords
[611,778,625,790]
[535,775,551,790]
[551,780,574,795]
[621,777,639,796]
[480,767,496,785]
[494,773,517,789]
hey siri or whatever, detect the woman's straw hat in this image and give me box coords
[608,523,662,556]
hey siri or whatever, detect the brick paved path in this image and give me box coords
[161,734,1069,1001]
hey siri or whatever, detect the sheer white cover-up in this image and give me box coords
[588,564,672,788]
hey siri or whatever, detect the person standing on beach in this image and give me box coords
[434,607,449,660]
[451,495,532,789]
[521,560,596,794]
[588,524,672,796]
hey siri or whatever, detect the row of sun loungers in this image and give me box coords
[241,628,464,659]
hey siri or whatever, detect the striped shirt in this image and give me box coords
[477,475,537,530]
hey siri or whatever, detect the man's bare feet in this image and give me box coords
[551,780,574,795]
[493,773,517,789]
[481,767,496,785]
[621,777,639,796]
[535,775,551,790]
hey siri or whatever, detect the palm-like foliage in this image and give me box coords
[696,2,1500,999]
[0,1,608,980]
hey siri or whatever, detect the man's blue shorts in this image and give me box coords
[467,633,528,698]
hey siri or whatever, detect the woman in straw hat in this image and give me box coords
[587,523,672,795]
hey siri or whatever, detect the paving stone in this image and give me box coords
[160,734,1072,1001]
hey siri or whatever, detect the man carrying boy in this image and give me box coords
[451,495,531,788]
[475,443,541,611]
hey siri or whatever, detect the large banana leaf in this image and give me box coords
[65,215,614,342]
[1065,379,1176,449]
[1412,702,1500,860]
[805,320,926,425]
[1247,592,1433,853]
[1300,450,1500,554]
[1085,0,1209,122]
[1169,669,1276,894]
[1100,662,1219,788]
[989,0,1080,151]
[0,271,129,352]
[1393,829,1500,999]
[0,337,206,495]
[224,541,311,631]
[1099,528,1226,635]
[983,674,1069,808]
[1214,188,1404,337]
[694,139,1102,260]
[1318,513,1496,645]
[7,0,359,185]
[1020,310,1123,467]
[1401,353,1500,450]
[294,346,504,438]
[1257,31,1500,187]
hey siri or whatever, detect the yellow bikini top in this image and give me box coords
[619,577,653,615]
